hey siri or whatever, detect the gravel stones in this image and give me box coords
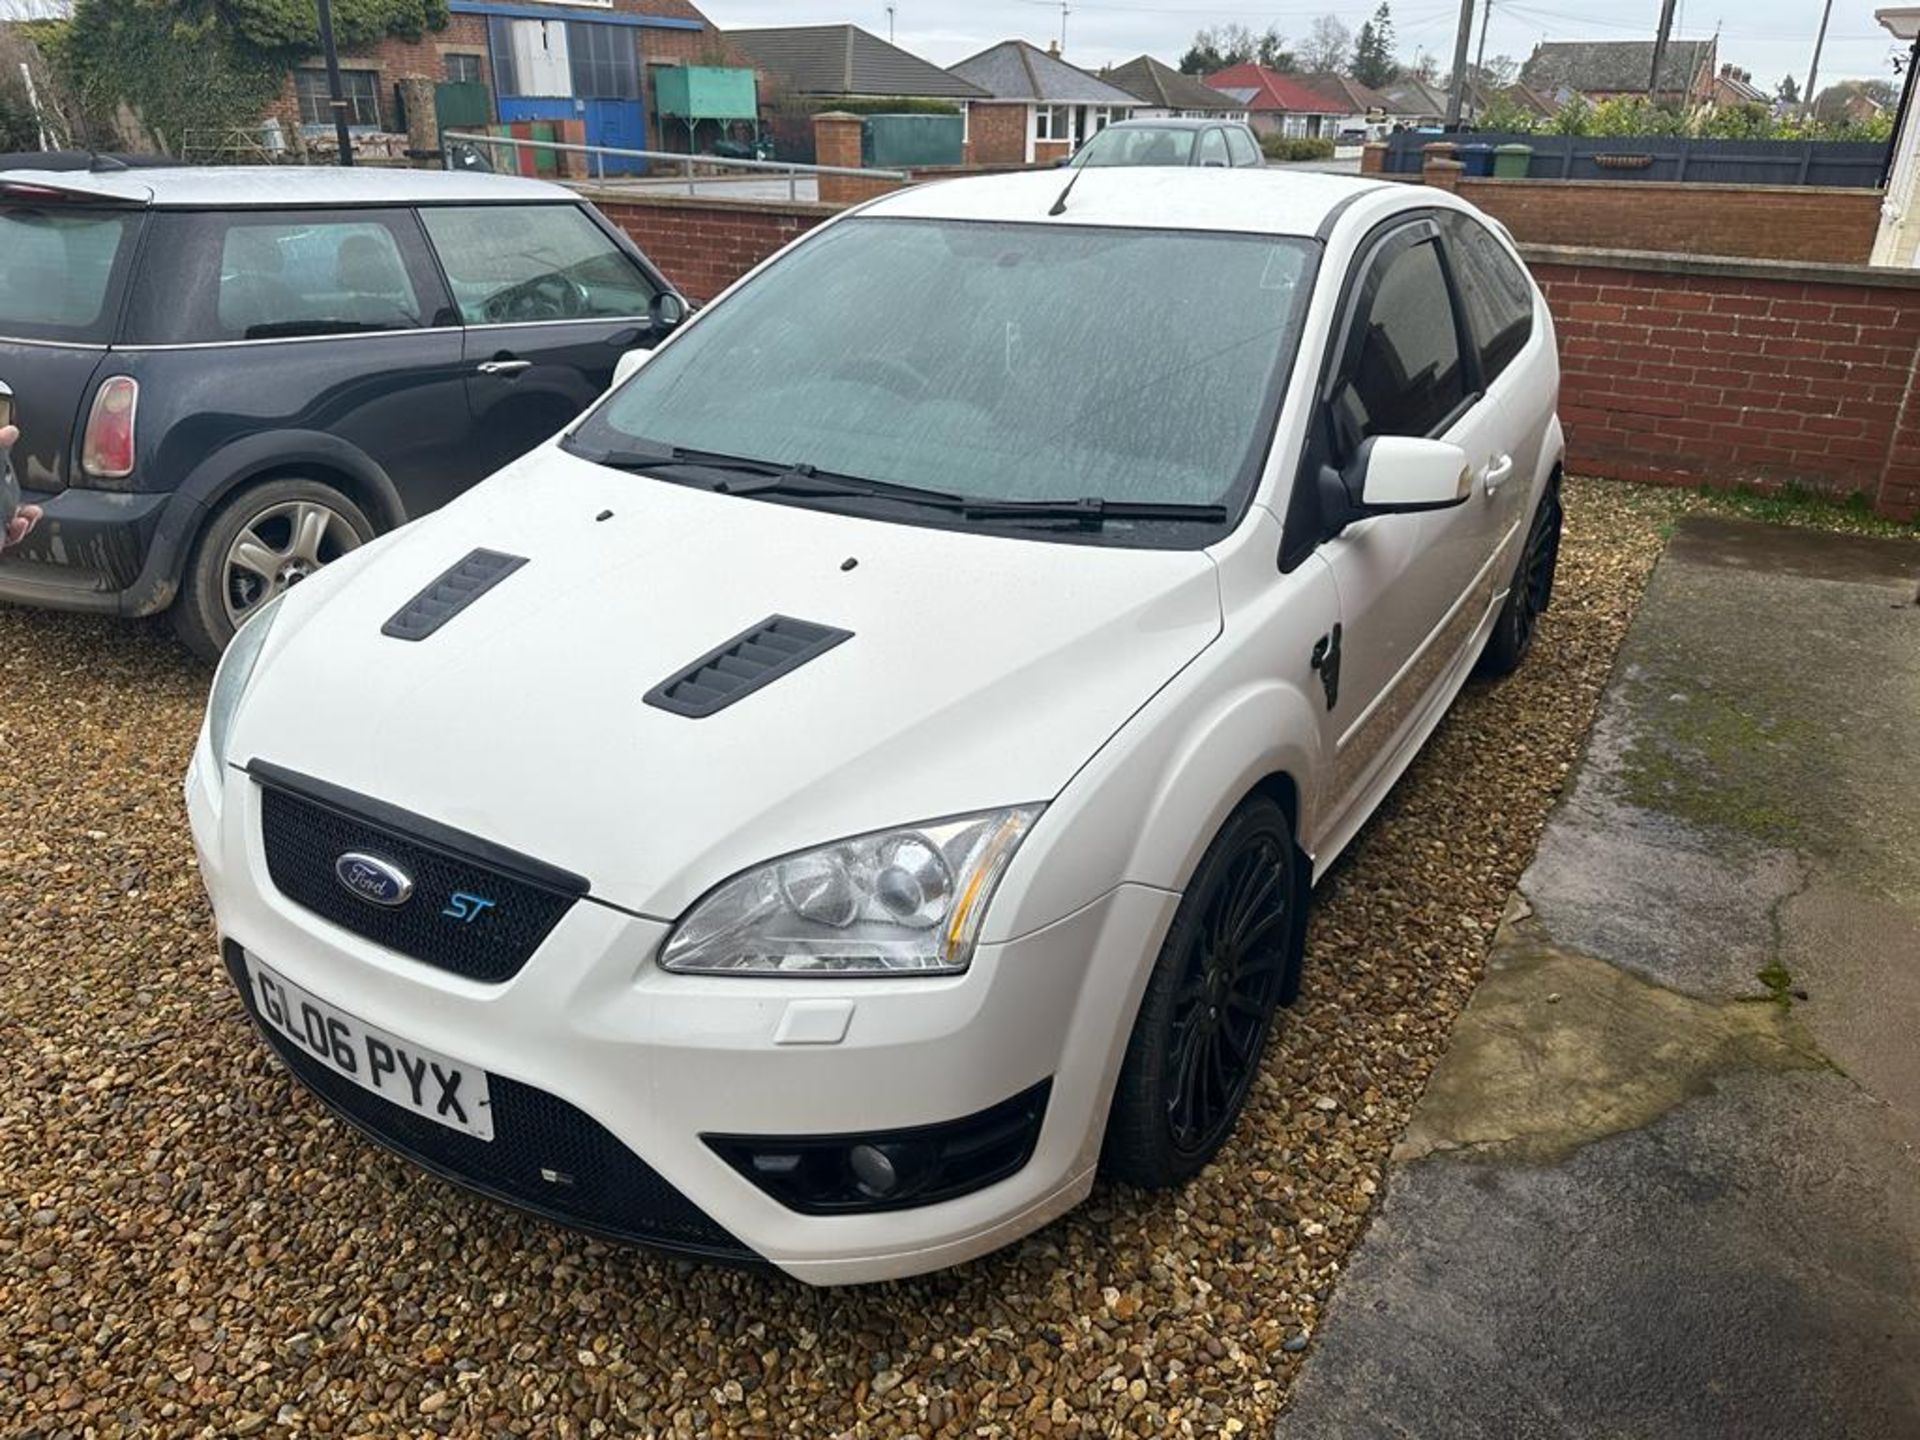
[1,480,1682,1437]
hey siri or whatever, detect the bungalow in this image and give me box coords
[1099,54,1247,121]
[947,39,1143,165]
[1201,63,1344,139]
[1379,74,1560,127]
[1521,37,1719,106]
[1293,72,1392,139]
[728,23,986,109]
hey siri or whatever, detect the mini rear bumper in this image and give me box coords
[0,485,180,616]
[187,746,1176,1284]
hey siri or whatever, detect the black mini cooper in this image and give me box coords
[0,164,685,658]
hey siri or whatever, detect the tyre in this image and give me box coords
[1478,472,1563,678]
[1101,795,1304,1188]
[171,479,374,663]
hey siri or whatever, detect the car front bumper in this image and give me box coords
[186,749,1175,1285]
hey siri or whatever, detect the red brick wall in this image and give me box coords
[966,103,1028,167]
[1531,251,1920,520]
[589,194,834,302]
[1441,176,1884,266]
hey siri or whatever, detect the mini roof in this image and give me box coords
[0,165,575,208]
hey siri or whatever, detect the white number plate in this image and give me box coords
[245,954,494,1141]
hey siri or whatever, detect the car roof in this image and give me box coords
[0,164,577,208]
[1099,117,1242,130]
[864,167,1391,238]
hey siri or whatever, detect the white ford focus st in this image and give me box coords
[187,169,1562,1284]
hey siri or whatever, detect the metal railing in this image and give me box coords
[441,131,908,200]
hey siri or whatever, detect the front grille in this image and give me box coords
[225,944,757,1262]
[253,765,579,984]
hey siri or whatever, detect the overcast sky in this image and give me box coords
[700,1,1909,95]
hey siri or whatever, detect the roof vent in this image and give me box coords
[381,548,528,641]
[644,615,852,719]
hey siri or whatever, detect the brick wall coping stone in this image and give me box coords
[574,187,843,221]
[1516,243,1920,291]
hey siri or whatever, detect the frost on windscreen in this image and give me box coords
[597,218,1315,508]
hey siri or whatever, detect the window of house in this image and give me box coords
[567,21,640,99]
[1439,212,1535,385]
[1330,233,1468,451]
[444,53,483,86]
[420,204,656,324]
[1034,105,1074,142]
[295,68,383,129]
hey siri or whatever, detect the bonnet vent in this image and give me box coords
[644,615,851,719]
[382,549,528,641]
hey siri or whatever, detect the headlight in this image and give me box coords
[205,593,285,766]
[660,807,1042,977]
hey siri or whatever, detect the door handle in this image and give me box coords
[1483,454,1515,495]
[476,358,532,376]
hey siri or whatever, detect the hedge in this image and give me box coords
[1260,135,1336,162]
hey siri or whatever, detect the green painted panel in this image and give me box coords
[862,114,964,168]
[654,66,757,121]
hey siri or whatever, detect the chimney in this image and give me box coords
[1048,39,1061,58]
[1721,62,1733,77]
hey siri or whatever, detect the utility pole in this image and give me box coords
[1444,0,1475,126]
[1472,0,1493,120]
[315,0,354,166]
[1648,0,1678,100]
[1803,0,1835,117]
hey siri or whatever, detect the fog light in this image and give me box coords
[705,1079,1052,1214]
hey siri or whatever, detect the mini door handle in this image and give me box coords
[477,359,532,376]
[1483,454,1515,494]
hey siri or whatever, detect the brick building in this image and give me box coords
[264,0,726,165]
[947,40,1142,165]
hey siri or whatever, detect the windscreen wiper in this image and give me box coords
[573,443,792,480]
[959,497,1229,527]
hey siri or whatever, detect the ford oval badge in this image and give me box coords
[334,852,414,908]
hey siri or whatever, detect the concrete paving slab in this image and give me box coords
[1278,516,1920,1439]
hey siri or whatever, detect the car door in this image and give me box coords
[1437,210,1551,582]
[1296,214,1514,834]
[114,205,476,518]
[418,201,670,478]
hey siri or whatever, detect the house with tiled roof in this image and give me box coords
[1712,63,1770,107]
[1099,55,1246,119]
[948,39,1143,164]
[728,24,986,105]
[1293,71,1392,136]
[1202,62,1346,139]
[1521,37,1719,105]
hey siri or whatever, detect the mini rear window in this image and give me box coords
[0,203,142,344]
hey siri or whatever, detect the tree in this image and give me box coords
[1180,22,1292,75]
[1775,74,1800,104]
[1298,14,1351,74]
[1350,4,1397,88]
[1471,53,1519,89]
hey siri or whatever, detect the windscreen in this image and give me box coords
[1075,127,1200,167]
[0,203,140,343]
[575,217,1316,514]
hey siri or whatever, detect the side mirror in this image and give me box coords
[1318,434,1472,535]
[1358,436,1473,510]
[650,291,689,333]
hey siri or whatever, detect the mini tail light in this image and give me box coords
[81,375,138,482]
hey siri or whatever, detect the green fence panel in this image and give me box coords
[862,114,964,168]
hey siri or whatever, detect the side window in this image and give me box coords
[1330,231,1468,453]
[214,218,426,339]
[1198,128,1230,167]
[1440,213,1535,385]
[1225,127,1259,167]
[420,204,658,325]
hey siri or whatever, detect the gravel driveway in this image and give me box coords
[2,479,1677,1439]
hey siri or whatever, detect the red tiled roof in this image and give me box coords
[1202,63,1344,115]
